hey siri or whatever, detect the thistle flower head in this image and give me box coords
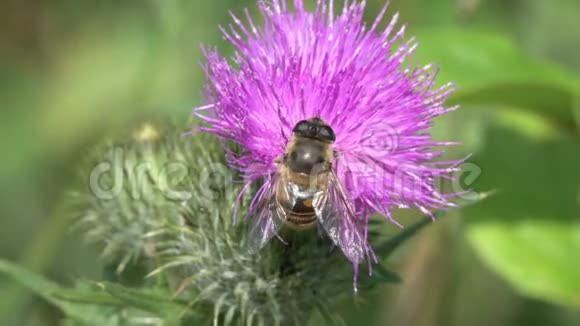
[72,125,183,272]
[194,0,462,280]
[72,123,403,325]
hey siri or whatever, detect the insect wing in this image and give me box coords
[312,171,367,264]
[247,174,284,253]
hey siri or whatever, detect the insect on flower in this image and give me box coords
[247,117,371,272]
[191,0,463,291]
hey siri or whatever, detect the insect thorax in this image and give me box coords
[286,137,330,175]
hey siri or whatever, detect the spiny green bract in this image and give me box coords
[72,123,388,326]
[71,123,190,273]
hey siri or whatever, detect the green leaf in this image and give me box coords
[374,192,489,259]
[464,124,580,307]
[0,259,190,324]
[314,300,345,326]
[0,259,61,305]
[468,221,580,307]
[415,28,580,130]
[372,264,402,283]
[0,259,112,324]
[98,281,187,319]
[374,215,434,257]
[52,288,124,306]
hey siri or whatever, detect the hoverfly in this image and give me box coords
[247,117,371,266]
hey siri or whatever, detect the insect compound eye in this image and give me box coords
[292,119,335,142]
[319,126,336,142]
[292,120,310,133]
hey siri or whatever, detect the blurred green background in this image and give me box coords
[1,0,579,325]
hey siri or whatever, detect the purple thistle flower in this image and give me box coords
[192,0,462,290]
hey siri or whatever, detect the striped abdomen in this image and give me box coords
[284,196,316,228]
[275,174,319,229]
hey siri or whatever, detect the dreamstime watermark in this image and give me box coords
[88,147,238,203]
[88,146,482,209]
[359,121,400,155]
[332,159,482,201]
